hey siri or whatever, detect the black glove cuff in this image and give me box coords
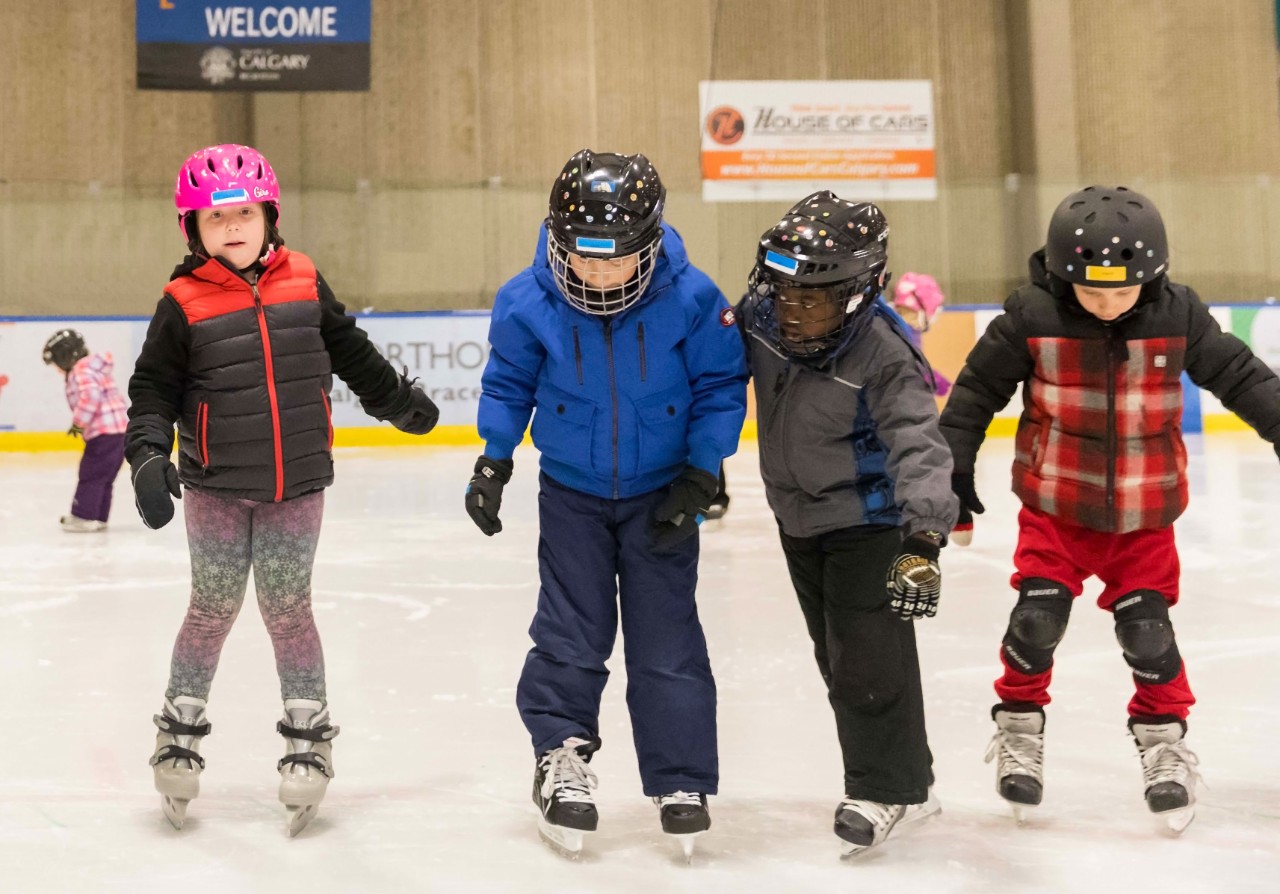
[680,467,720,502]
[903,532,942,562]
[474,455,514,484]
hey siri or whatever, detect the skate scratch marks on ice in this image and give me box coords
[312,589,434,621]
[0,595,77,615]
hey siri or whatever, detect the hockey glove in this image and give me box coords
[887,532,943,621]
[130,450,182,530]
[651,466,719,551]
[951,472,984,546]
[465,455,513,536]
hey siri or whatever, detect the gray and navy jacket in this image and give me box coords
[739,296,958,540]
[126,247,409,503]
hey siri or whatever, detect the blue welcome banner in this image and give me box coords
[137,0,371,91]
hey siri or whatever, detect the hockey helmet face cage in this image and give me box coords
[43,329,88,371]
[1045,186,1167,288]
[546,149,666,315]
[749,192,889,359]
[175,144,282,251]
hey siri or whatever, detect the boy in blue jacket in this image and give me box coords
[466,149,747,859]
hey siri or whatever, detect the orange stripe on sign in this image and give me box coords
[701,148,935,180]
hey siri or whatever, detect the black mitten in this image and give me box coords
[390,383,439,435]
[465,455,513,536]
[886,532,943,621]
[130,450,182,530]
[651,466,719,550]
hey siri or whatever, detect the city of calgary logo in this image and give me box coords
[705,106,745,145]
[200,46,237,85]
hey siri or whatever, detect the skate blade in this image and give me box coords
[161,795,189,830]
[1158,805,1195,836]
[669,830,704,864]
[1010,803,1036,825]
[538,818,587,860]
[286,804,319,837]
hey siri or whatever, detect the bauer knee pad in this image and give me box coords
[1112,590,1182,684]
[1001,578,1074,675]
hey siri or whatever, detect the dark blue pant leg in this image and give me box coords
[617,489,718,796]
[516,475,621,756]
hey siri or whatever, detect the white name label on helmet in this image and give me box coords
[764,250,800,275]
[575,237,616,254]
[590,181,616,193]
[211,188,250,205]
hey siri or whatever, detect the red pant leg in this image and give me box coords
[1096,525,1194,720]
[995,507,1089,707]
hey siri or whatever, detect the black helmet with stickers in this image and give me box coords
[545,149,666,315]
[1045,186,1168,288]
[42,329,88,371]
[748,191,889,360]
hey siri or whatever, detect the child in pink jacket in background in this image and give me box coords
[43,329,128,532]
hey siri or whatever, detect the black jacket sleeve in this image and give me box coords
[317,271,412,419]
[125,295,190,461]
[1183,287,1280,444]
[938,297,1035,473]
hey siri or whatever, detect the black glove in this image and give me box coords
[1274,441,1280,463]
[67,424,83,438]
[389,383,439,435]
[130,450,182,530]
[886,532,942,621]
[465,455,513,536]
[952,472,985,533]
[651,467,719,550]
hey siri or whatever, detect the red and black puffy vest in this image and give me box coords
[166,248,334,502]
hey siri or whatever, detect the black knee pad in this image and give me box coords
[1001,578,1074,675]
[1112,590,1182,684]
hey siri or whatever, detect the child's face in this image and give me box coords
[894,303,928,332]
[196,202,267,270]
[777,285,844,346]
[569,252,639,290]
[1072,283,1143,322]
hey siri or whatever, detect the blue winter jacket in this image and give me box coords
[478,223,748,499]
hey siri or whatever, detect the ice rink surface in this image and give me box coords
[1,436,1277,894]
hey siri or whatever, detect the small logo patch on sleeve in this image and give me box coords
[720,307,736,327]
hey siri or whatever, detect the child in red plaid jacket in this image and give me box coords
[43,329,128,532]
[939,187,1280,833]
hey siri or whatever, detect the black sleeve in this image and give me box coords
[937,299,1034,473]
[125,295,190,461]
[317,271,409,418]
[1183,289,1280,444]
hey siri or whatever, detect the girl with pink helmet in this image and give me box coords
[126,143,440,835]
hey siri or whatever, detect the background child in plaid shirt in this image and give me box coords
[939,186,1280,833]
[43,329,128,532]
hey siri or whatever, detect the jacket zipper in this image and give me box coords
[572,327,584,385]
[637,321,647,382]
[1105,328,1117,528]
[320,387,333,450]
[253,283,286,502]
[604,318,620,499]
[197,401,210,468]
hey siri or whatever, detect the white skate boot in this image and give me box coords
[277,699,339,837]
[835,790,941,857]
[150,696,211,830]
[533,736,601,860]
[1131,719,1200,835]
[653,791,710,862]
[985,706,1046,823]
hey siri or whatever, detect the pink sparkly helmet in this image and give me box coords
[893,272,946,326]
[174,144,280,240]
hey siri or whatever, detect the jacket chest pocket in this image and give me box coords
[634,384,691,476]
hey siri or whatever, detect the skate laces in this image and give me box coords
[541,744,598,804]
[984,727,1045,779]
[838,798,902,832]
[656,791,702,807]
[1139,738,1202,790]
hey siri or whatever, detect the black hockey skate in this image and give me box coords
[1131,719,1200,835]
[985,705,1045,823]
[533,736,601,859]
[835,791,941,858]
[654,791,710,862]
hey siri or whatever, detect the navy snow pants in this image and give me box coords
[516,473,718,796]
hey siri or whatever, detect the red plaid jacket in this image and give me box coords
[65,353,128,440]
[941,251,1280,533]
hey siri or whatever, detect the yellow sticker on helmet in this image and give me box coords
[1085,265,1127,282]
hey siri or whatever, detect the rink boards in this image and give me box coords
[2,305,1278,450]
